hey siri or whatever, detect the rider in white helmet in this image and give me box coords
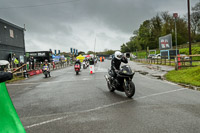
[111,51,128,77]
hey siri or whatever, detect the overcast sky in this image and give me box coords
[0,0,199,53]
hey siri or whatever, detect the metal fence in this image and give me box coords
[12,61,73,78]
[134,55,200,70]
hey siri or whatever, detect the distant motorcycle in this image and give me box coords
[104,65,135,98]
[83,61,87,69]
[74,63,81,75]
[42,65,50,78]
[86,61,89,67]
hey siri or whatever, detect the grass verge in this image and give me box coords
[165,66,200,87]
[6,76,25,83]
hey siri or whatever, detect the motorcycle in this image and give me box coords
[104,65,135,98]
[74,63,81,75]
[86,60,89,67]
[42,65,50,78]
[83,61,87,69]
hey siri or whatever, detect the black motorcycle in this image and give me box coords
[104,65,135,98]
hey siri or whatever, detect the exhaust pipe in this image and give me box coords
[104,75,109,82]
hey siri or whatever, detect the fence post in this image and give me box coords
[175,56,178,70]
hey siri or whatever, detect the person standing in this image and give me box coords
[89,57,95,74]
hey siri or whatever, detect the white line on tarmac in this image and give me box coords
[25,88,187,129]
[7,77,105,86]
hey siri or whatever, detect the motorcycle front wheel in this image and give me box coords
[107,78,115,92]
[124,81,135,98]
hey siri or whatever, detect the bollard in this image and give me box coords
[178,54,181,69]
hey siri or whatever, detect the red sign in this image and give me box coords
[173,13,178,18]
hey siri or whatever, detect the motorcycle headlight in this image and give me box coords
[123,70,127,73]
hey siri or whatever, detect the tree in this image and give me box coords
[191,2,200,41]
[78,51,85,55]
[87,51,94,55]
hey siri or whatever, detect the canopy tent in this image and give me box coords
[76,55,85,62]
[85,55,91,58]
[0,60,9,66]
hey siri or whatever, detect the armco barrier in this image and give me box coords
[39,69,43,74]
[28,70,36,76]
[36,70,40,75]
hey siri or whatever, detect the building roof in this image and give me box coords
[0,18,24,30]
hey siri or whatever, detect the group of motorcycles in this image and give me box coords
[42,57,135,98]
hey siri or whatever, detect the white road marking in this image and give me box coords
[7,78,105,86]
[25,88,187,129]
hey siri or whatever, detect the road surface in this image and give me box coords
[7,60,200,133]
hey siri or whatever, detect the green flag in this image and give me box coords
[0,82,26,133]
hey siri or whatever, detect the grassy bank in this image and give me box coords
[6,75,25,83]
[165,66,200,87]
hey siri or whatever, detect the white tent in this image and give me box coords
[0,60,9,66]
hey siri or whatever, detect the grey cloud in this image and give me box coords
[0,0,199,52]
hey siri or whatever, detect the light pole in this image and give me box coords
[94,37,96,56]
[173,13,178,56]
[188,0,192,55]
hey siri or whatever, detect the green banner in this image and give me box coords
[0,82,26,133]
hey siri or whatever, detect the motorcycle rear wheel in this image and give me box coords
[124,81,135,98]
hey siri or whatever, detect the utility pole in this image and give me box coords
[188,0,192,55]
[173,13,178,56]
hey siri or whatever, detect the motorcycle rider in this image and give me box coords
[75,59,81,69]
[111,51,128,78]
[43,59,51,77]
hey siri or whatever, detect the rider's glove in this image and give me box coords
[115,69,118,73]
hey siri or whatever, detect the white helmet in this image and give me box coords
[115,51,122,60]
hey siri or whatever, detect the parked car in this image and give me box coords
[148,54,156,59]
[153,54,161,59]
[180,54,190,60]
[108,55,113,60]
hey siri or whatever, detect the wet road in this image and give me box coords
[7,60,200,133]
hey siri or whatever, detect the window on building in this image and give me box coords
[10,29,14,38]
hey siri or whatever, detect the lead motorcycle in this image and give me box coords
[104,65,135,98]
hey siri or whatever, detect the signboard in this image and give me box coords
[159,34,172,50]
[173,13,178,18]
[74,49,76,55]
[58,50,60,55]
[38,53,46,57]
[70,48,73,54]
[19,55,24,63]
[29,53,37,57]
[54,50,57,55]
